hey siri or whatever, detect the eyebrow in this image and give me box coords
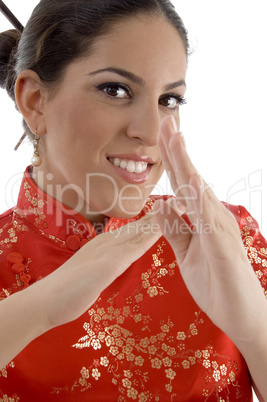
[89,67,186,91]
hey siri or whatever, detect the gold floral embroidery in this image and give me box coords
[0,288,11,301]
[141,241,177,298]
[143,198,154,214]
[66,231,250,400]
[0,394,20,402]
[1,178,261,400]
[0,223,20,248]
[0,362,15,379]
[71,295,243,400]
[0,363,19,401]
[240,221,267,294]
[16,182,50,229]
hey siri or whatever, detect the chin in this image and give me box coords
[104,200,147,220]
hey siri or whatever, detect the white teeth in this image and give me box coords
[135,162,143,174]
[120,160,128,169]
[109,158,149,174]
[126,161,136,173]
[113,158,121,167]
[142,163,148,172]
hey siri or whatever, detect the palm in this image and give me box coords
[155,117,263,341]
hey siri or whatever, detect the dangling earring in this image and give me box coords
[31,132,42,167]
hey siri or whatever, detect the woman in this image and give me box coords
[0,0,266,400]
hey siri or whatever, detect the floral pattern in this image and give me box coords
[0,171,265,401]
[70,240,250,401]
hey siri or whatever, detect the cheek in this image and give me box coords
[66,101,116,144]
[46,99,111,151]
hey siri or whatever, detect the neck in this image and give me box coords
[31,166,109,227]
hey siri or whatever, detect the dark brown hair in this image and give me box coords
[0,0,189,141]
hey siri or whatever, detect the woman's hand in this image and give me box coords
[0,213,160,369]
[39,213,161,329]
[154,116,267,343]
[154,116,267,401]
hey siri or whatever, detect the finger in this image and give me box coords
[189,173,241,242]
[158,132,189,210]
[161,117,221,220]
[166,197,187,216]
[100,213,162,261]
[63,213,162,298]
[160,117,200,215]
[158,121,192,210]
[166,121,197,187]
[160,117,226,228]
[153,199,192,266]
[158,133,179,193]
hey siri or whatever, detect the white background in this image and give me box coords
[0,0,266,242]
[0,2,265,400]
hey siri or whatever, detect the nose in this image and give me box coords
[126,102,161,147]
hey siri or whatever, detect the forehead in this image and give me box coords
[78,15,187,86]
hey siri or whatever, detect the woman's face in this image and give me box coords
[38,15,187,223]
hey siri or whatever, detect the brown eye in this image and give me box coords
[159,95,187,110]
[97,83,131,99]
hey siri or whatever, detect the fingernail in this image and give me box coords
[170,116,178,133]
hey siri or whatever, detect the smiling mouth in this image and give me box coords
[108,157,149,174]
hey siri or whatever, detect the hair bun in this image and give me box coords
[0,29,21,99]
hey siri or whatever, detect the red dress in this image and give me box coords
[0,167,266,401]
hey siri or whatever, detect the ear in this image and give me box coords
[15,70,47,136]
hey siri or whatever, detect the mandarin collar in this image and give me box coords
[14,166,155,246]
